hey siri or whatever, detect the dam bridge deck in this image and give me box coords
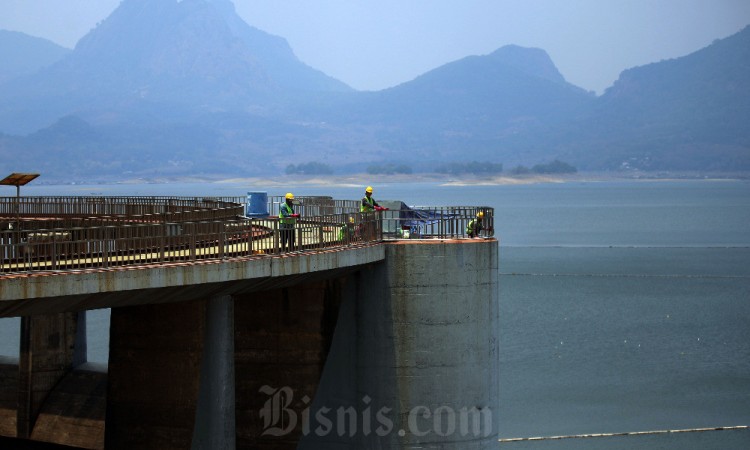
[0,195,493,279]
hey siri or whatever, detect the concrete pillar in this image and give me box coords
[191,295,236,450]
[105,300,205,450]
[233,280,343,449]
[300,239,499,449]
[16,311,80,439]
[382,239,499,449]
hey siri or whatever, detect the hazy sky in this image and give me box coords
[1,0,749,94]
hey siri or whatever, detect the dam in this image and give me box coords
[0,194,499,449]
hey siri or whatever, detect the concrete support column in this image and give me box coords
[105,300,205,450]
[233,280,342,449]
[378,240,499,449]
[191,295,236,450]
[300,239,499,449]
[17,311,79,439]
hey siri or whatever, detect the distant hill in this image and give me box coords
[0,30,70,85]
[339,45,595,166]
[0,0,747,181]
[554,25,750,170]
[0,0,351,135]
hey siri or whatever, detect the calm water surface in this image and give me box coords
[1,179,748,448]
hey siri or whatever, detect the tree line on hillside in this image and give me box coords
[435,161,504,175]
[366,163,413,175]
[284,160,577,176]
[510,160,578,175]
[285,162,333,175]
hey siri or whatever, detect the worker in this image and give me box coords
[466,211,484,238]
[360,186,387,212]
[360,186,387,241]
[339,216,356,243]
[279,192,299,252]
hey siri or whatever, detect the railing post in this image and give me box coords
[161,222,167,263]
[51,232,57,270]
[24,239,31,273]
[102,233,109,269]
[190,224,197,261]
[273,221,279,255]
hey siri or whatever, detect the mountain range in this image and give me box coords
[0,0,748,181]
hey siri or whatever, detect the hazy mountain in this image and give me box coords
[0,0,747,180]
[0,30,70,85]
[209,0,351,93]
[0,0,350,135]
[333,46,595,167]
[554,25,750,170]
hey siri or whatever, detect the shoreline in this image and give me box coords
[31,171,750,188]
[183,171,750,187]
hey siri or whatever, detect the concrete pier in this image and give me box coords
[299,238,499,449]
[17,312,80,439]
[105,300,205,449]
[192,295,236,450]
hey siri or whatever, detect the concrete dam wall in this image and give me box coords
[1,238,499,449]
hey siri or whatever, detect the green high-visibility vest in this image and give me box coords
[466,219,481,235]
[361,196,375,212]
[279,202,296,226]
[339,224,353,241]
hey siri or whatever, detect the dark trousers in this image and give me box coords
[280,227,295,252]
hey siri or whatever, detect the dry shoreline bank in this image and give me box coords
[214,171,749,188]
[35,171,749,188]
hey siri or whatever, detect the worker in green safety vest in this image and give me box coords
[466,211,484,238]
[339,216,356,243]
[279,192,299,252]
[360,186,381,212]
[360,186,387,240]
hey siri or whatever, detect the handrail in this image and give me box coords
[267,196,361,217]
[380,206,494,240]
[0,197,494,276]
[0,196,245,223]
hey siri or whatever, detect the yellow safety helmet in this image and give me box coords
[349,216,355,223]
[285,192,294,200]
[477,211,484,219]
[365,186,373,193]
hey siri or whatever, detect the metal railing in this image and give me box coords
[0,197,493,276]
[0,196,245,223]
[380,206,494,240]
[0,214,381,274]
[267,196,362,217]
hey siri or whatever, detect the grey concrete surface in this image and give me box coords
[0,244,385,317]
[300,239,499,449]
[192,295,236,450]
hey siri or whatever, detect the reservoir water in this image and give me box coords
[1,179,748,448]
